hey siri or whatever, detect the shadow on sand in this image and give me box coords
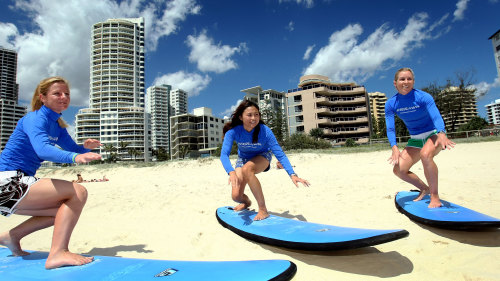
[84,244,153,257]
[261,244,413,278]
[415,223,500,247]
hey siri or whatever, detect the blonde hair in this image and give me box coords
[394,67,415,81]
[31,76,70,128]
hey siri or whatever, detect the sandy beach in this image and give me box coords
[2,140,500,280]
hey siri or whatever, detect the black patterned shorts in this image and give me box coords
[0,171,39,217]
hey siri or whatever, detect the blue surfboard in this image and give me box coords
[395,190,500,230]
[216,206,409,251]
[0,247,296,281]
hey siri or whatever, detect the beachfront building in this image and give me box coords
[286,74,371,146]
[486,99,500,125]
[146,84,172,157]
[0,47,26,152]
[75,17,149,161]
[170,88,188,116]
[368,92,387,121]
[368,92,387,137]
[489,29,500,79]
[241,86,287,120]
[440,86,478,131]
[170,107,224,159]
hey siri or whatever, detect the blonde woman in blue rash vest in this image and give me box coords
[0,77,102,269]
[385,68,455,208]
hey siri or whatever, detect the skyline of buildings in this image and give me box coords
[1,21,498,160]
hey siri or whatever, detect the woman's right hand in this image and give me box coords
[228,171,239,189]
[388,145,400,166]
[75,152,102,164]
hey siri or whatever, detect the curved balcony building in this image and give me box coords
[287,75,371,145]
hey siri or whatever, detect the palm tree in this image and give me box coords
[118,141,129,160]
[102,143,117,163]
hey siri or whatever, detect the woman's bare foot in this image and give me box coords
[413,188,429,202]
[428,194,442,208]
[253,209,269,221]
[45,250,94,269]
[0,231,29,256]
[233,199,251,212]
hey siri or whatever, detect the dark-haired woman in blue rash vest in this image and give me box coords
[220,100,310,221]
[385,68,455,208]
[0,77,102,269]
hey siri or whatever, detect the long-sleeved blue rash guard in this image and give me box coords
[385,89,446,147]
[220,124,296,176]
[0,105,90,176]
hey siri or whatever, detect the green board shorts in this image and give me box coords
[406,130,438,149]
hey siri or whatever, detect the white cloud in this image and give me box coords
[186,29,248,74]
[152,71,211,97]
[0,0,200,107]
[0,23,18,49]
[453,0,469,21]
[473,77,500,99]
[303,44,315,60]
[279,0,314,8]
[221,99,243,119]
[286,21,294,32]
[303,12,441,83]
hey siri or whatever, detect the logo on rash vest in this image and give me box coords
[237,142,262,149]
[48,135,58,145]
[396,105,420,114]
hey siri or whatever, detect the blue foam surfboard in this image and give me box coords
[0,247,296,281]
[395,190,500,230]
[216,206,409,250]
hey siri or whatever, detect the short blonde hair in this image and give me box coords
[394,67,415,81]
[31,76,70,128]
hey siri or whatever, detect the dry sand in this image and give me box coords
[3,141,500,280]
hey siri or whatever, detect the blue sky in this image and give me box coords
[1,0,499,135]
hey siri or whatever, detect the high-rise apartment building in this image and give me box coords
[286,74,371,145]
[489,29,500,79]
[486,99,500,125]
[75,17,148,161]
[146,84,172,156]
[0,47,26,151]
[170,89,188,116]
[368,92,387,121]
[368,92,387,136]
[170,107,224,159]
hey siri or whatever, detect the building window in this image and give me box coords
[294,95,302,102]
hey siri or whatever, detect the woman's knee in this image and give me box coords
[419,149,435,163]
[241,165,256,178]
[72,183,88,202]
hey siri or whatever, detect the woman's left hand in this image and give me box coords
[435,133,455,150]
[83,139,102,149]
[291,175,310,187]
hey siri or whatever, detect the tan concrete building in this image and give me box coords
[368,92,387,121]
[440,86,478,131]
[286,75,371,145]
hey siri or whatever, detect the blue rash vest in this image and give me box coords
[0,105,90,176]
[385,88,446,147]
[220,124,296,176]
